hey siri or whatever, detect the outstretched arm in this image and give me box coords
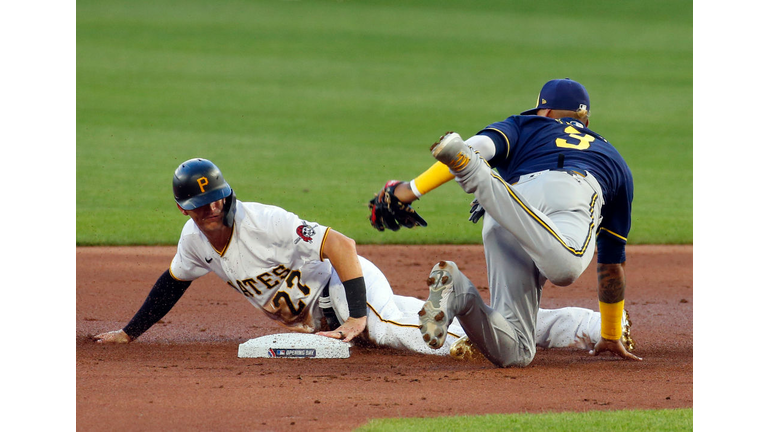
[589,262,641,360]
[316,229,367,342]
[396,134,498,203]
[397,161,455,203]
[367,163,452,231]
[368,134,497,231]
[93,270,192,343]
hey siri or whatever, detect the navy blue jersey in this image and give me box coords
[477,115,633,264]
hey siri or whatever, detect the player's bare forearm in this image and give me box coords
[322,230,364,281]
[597,262,625,303]
[321,230,368,343]
[394,182,418,204]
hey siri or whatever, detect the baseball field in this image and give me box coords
[75,0,694,430]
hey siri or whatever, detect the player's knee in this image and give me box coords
[500,357,533,368]
[487,341,536,368]
[497,351,535,368]
[548,272,578,287]
[542,248,588,286]
[543,261,581,286]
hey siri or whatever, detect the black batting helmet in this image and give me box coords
[173,158,237,226]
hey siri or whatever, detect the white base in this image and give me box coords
[238,333,351,359]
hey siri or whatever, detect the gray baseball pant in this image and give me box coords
[447,156,604,367]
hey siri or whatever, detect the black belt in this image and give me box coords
[320,281,341,330]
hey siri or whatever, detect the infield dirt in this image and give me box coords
[76,244,692,431]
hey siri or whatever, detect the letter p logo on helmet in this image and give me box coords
[197,176,209,192]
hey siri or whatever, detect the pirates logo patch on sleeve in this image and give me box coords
[294,221,318,244]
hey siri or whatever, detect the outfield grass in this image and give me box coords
[77,0,692,246]
[357,408,693,431]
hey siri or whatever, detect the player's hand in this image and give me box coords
[317,316,367,343]
[468,198,485,223]
[589,338,642,361]
[93,329,133,344]
[368,181,427,231]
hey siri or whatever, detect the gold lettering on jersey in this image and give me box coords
[273,292,306,316]
[197,176,209,192]
[228,280,254,297]
[229,265,294,298]
[555,126,595,150]
[271,269,312,317]
[271,264,291,280]
[230,266,313,318]
[240,278,263,295]
[257,272,280,289]
[286,270,311,295]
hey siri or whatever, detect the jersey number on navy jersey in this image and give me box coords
[555,126,595,150]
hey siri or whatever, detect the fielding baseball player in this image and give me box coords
[94,158,628,357]
[368,78,640,367]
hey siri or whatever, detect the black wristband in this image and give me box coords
[343,276,367,318]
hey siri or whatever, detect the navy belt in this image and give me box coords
[556,167,586,177]
[508,168,585,185]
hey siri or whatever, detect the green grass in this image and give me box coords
[77,0,692,246]
[357,408,693,431]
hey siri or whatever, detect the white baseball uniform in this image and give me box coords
[170,200,604,355]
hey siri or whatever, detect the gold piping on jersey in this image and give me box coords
[598,227,627,242]
[211,221,235,257]
[490,170,598,256]
[485,127,511,159]
[318,227,331,261]
[366,301,462,339]
[169,266,181,280]
[168,267,192,282]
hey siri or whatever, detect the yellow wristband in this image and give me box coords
[599,300,624,340]
[412,162,455,196]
